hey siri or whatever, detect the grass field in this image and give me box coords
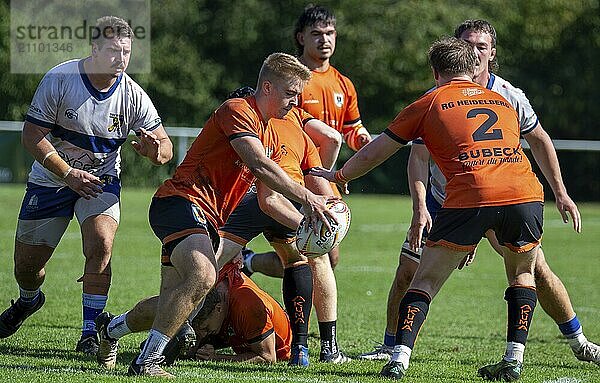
[0,184,598,382]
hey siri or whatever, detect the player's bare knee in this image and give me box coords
[83,237,113,263]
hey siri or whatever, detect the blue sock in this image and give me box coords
[82,293,107,337]
[558,315,582,338]
[384,331,396,347]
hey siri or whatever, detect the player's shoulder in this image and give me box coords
[221,96,254,113]
[489,73,531,104]
[41,59,80,84]
[46,59,80,75]
[327,65,356,89]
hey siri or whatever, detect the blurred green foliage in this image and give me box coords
[0,0,598,199]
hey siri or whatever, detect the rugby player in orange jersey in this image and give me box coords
[92,53,336,378]
[313,37,553,381]
[217,93,349,365]
[360,19,597,369]
[187,261,292,363]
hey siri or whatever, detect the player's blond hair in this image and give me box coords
[258,52,312,86]
[428,37,479,77]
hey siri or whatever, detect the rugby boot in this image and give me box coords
[358,344,393,360]
[380,360,406,380]
[161,320,196,366]
[478,359,522,381]
[289,344,309,367]
[573,341,600,366]
[320,349,352,363]
[0,292,45,338]
[76,334,99,355]
[95,312,119,368]
[128,355,175,378]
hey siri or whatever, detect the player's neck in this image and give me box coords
[254,94,271,123]
[300,54,330,73]
[82,58,119,92]
[473,71,491,87]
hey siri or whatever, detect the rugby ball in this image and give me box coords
[296,200,351,257]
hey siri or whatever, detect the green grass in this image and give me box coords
[0,184,598,382]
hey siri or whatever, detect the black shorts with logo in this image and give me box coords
[149,196,220,266]
[426,201,543,253]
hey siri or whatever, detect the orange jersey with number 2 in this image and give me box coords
[386,79,543,208]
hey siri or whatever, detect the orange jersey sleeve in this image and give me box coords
[386,80,543,208]
[269,108,322,185]
[299,66,362,133]
[154,97,278,227]
[224,274,292,361]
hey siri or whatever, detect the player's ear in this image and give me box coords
[490,47,497,63]
[296,31,305,47]
[261,80,272,96]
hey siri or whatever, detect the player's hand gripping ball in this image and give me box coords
[296,200,351,257]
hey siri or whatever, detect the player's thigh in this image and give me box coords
[426,207,491,252]
[148,196,220,268]
[264,202,305,266]
[494,202,543,253]
[271,242,306,266]
[219,191,270,255]
[410,245,467,298]
[216,237,244,268]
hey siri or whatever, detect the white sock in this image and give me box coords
[107,312,132,340]
[136,329,170,364]
[567,333,588,351]
[390,345,412,370]
[504,341,525,363]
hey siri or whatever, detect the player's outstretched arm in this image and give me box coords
[230,135,335,231]
[310,132,404,193]
[131,125,173,165]
[22,121,103,199]
[407,144,432,251]
[524,124,581,232]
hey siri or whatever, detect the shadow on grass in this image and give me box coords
[0,343,92,363]
[183,359,378,379]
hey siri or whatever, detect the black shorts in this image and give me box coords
[426,201,543,253]
[149,196,220,266]
[219,190,299,245]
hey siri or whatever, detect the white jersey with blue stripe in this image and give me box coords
[422,73,539,205]
[25,59,162,188]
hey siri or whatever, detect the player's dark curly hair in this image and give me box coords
[454,19,498,72]
[226,86,255,100]
[294,5,336,56]
[192,287,223,324]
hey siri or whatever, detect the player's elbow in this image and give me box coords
[257,193,278,216]
[325,130,343,151]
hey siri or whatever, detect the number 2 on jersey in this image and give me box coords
[468,108,503,141]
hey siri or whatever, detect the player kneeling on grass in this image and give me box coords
[179,261,292,363]
[312,37,563,381]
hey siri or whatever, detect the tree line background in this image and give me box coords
[0,0,598,200]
